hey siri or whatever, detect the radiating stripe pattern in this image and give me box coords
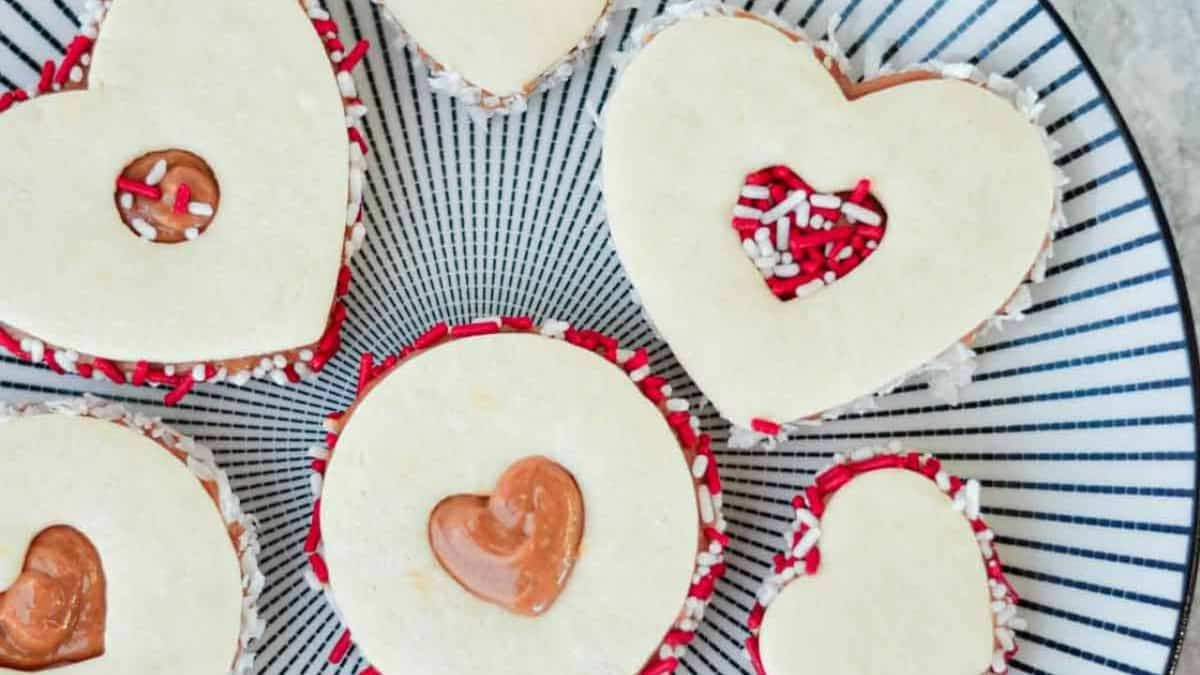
[0,1,1195,673]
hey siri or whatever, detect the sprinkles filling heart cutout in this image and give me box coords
[732,166,888,300]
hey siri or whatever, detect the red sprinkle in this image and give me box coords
[750,418,781,435]
[308,553,330,583]
[131,360,150,386]
[116,177,163,200]
[36,60,54,94]
[311,18,338,36]
[43,349,65,374]
[285,364,301,384]
[501,316,534,330]
[91,357,126,385]
[640,657,678,675]
[0,327,27,359]
[747,603,766,631]
[849,178,871,204]
[413,322,450,350]
[356,353,374,395]
[328,628,352,664]
[639,375,668,404]
[54,35,93,86]
[173,183,191,215]
[746,636,766,675]
[805,486,825,517]
[312,458,328,474]
[360,668,380,675]
[0,91,15,113]
[449,321,500,338]
[348,127,369,156]
[163,376,194,406]
[622,348,649,372]
[303,499,322,554]
[339,40,370,73]
[336,265,353,296]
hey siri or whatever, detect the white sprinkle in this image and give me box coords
[1008,616,1028,631]
[850,447,875,460]
[350,223,366,246]
[131,218,157,240]
[841,202,883,226]
[69,65,83,83]
[964,479,982,519]
[666,398,689,412]
[756,238,776,259]
[796,508,820,529]
[753,226,771,242]
[272,354,288,369]
[697,485,715,524]
[258,357,273,371]
[754,256,776,271]
[810,214,825,228]
[80,53,91,66]
[307,6,330,20]
[795,278,825,299]
[188,201,214,217]
[629,365,651,383]
[822,270,836,284]
[793,200,811,230]
[791,527,820,559]
[836,245,854,261]
[119,192,133,209]
[145,159,168,186]
[740,185,769,200]
[976,529,995,542]
[756,579,781,607]
[336,70,357,98]
[20,338,44,363]
[211,367,227,384]
[866,240,879,250]
[184,227,200,241]
[774,217,790,251]
[309,472,324,498]
[809,193,842,209]
[991,649,1007,673]
[191,364,207,381]
[696,551,719,567]
[692,454,709,479]
[774,263,800,278]
[540,319,570,338]
[732,204,762,220]
[229,370,252,386]
[781,252,793,264]
[995,627,1016,652]
[742,238,759,258]
[294,362,313,379]
[270,369,288,386]
[163,364,176,376]
[935,470,951,492]
[760,189,808,224]
[299,349,315,362]
[659,645,673,660]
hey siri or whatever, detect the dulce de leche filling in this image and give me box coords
[428,456,585,617]
[115,149,220,244]
[0,526,106,671]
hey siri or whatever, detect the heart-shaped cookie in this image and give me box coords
[0,0,369,402]
[744,448,1021,675]
[0,526,106,670]
[429,455,585,616]
[375,0,611,112]
[602,10,1056,429]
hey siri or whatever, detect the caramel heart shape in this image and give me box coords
[428,456,584,616]
[0,526,106,670]
[602,14,1055,428]
[377,0,609,101]
[0,0,348,364]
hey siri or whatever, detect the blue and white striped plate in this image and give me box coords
[0,1,1195,673]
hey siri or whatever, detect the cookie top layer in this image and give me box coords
[381,0,608,96]
[321,333,699,674]
[602,15,1054,428]
[0,0,347,362]
[0,412,244,674]
[758,469,994,674]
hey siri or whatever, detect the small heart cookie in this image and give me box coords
[0,398,263,674]
[745,448,1021,675]
[602,9,1059,429]
[429,456,585,616]
[0,526,106,670]
[305,318,727,674]
[0,0,371,403]
[374,0,612,113]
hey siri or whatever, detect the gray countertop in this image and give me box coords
[1049,1,1200,672]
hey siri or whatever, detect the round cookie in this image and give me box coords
[0,0,370,403]
[601,8,1061,431]
[303,318,727,674]
[745,447,1021,675]
[374,0,611,114]
[0,398,263,674]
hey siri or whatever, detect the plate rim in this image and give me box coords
[1036,2,1200,672]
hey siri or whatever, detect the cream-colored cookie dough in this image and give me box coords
[758,469,993,675]
[380,0,608,96]
[321,334,698,674]
[0,0,347,362]
[602,16,1054,428]
[0,414,243,674]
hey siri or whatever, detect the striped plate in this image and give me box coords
[0,1,1195,673]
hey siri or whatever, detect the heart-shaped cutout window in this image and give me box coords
[732,166,887,300]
